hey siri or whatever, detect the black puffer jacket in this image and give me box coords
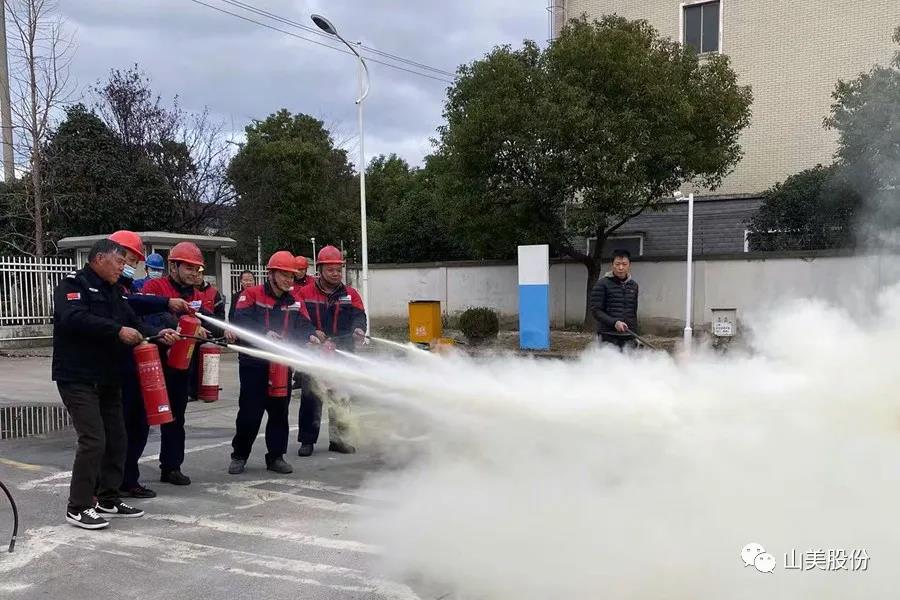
[590,272,639,336]
[52,265,159,384]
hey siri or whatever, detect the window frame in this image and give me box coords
[679,0,723,55]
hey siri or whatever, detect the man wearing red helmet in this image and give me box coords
[228,251,319,475]
[141,241,231,486]
[293,255,313,290]
[108,231,190,499]
[295,245,367,456]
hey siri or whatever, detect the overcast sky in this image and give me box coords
[57,0,547,167]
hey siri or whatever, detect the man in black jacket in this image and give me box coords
[53,239,178,530]
[590,249,639,350]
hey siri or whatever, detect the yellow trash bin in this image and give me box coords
[408,301,442,343]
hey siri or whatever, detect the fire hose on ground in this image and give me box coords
[0,479,18,552]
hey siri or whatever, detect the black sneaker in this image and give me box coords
[66,507,109,530]
[120,484,157,499]
[160,470,191,485]
[228,458,246,475]
[96,500,145,518]
[329,440,357,454]
[266,457,293,474]
[297,443,314,457]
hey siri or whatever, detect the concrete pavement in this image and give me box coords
[0,353,440,599]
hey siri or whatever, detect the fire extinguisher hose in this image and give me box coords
[144,334,229,347]
[0,479,18,552]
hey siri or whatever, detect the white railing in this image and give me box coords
[0,256,76,325]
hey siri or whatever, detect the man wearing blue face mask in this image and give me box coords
[108,231,192,498]
[133,253,166,291]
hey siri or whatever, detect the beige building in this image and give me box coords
[551,0,900,196]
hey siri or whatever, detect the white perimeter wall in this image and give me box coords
[348,253,900,331]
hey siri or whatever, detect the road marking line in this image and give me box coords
[6,525,421,599]
[18,428,298,490]
[0,457,46,472]
[206,480,362,513]
[144,513,378,553]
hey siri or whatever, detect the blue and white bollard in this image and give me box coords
[518,244,550,350]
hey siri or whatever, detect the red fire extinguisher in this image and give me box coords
[268,362,290,398]
[197,343,221,402]
[167,314,201,370]
[134,342,174,426]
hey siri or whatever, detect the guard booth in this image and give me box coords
[57,232,237,287]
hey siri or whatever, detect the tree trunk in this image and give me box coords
[582,232,607,330]
[27,0,42,257]
[31,153,42,256]
[582,258,601,331]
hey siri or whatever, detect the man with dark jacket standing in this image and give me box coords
[53,239,178,530]
[590,249,639,350]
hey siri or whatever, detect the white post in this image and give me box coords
[356,57,370,335]
[683,192,694,353]
[310,237,317,271]
[256,236,262,268]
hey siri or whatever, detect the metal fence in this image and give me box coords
[0,256,75,326]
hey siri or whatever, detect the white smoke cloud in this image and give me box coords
[304,287,900,599]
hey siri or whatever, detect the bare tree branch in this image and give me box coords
[5,0,75,256]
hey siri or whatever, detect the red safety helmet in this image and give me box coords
[317,245,344,265]
[294,255,309,270]
[109,230,145,261]
[267,250,299,274]
[168,241,205,267]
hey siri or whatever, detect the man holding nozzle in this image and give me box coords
[295,245,367,457]
[141,241,230,486]
[228,251,319,475]
[108,231,192,499]
[53,239,179,530]
[590,249,640,350]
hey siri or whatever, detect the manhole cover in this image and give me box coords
[0,404,72,440]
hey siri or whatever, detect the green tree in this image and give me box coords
[227,110,358,263]
[367,153,466,263]
[42,104,179,241]
[436,16,752,325]
[749,25,900,251]
[94,65,235,234]
[747,165,861,251]
[825,26,900,248]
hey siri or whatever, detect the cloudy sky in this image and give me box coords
[57,0,547,167]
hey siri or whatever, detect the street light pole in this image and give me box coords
[312,14,371,335]
[675,191,695,354]
[310,237,317,271]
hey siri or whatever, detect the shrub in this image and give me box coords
[458,307,500,344]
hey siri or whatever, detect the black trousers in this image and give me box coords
[231,362,291,463]
[159,367,189,472]
[121,366,149,489]
[57,382,125,512]
[599,334,637,351]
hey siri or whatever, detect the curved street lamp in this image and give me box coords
[312,14,371,333]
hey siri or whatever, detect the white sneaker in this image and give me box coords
[96,500,145,518]
[66,507,109,530]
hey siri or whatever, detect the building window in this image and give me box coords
[682,1,720,54]
[587,235,644,259]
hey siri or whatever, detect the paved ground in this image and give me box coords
[0,354,437,599]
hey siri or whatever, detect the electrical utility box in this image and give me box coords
[408,300,442,343]
[711,308,737,337]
